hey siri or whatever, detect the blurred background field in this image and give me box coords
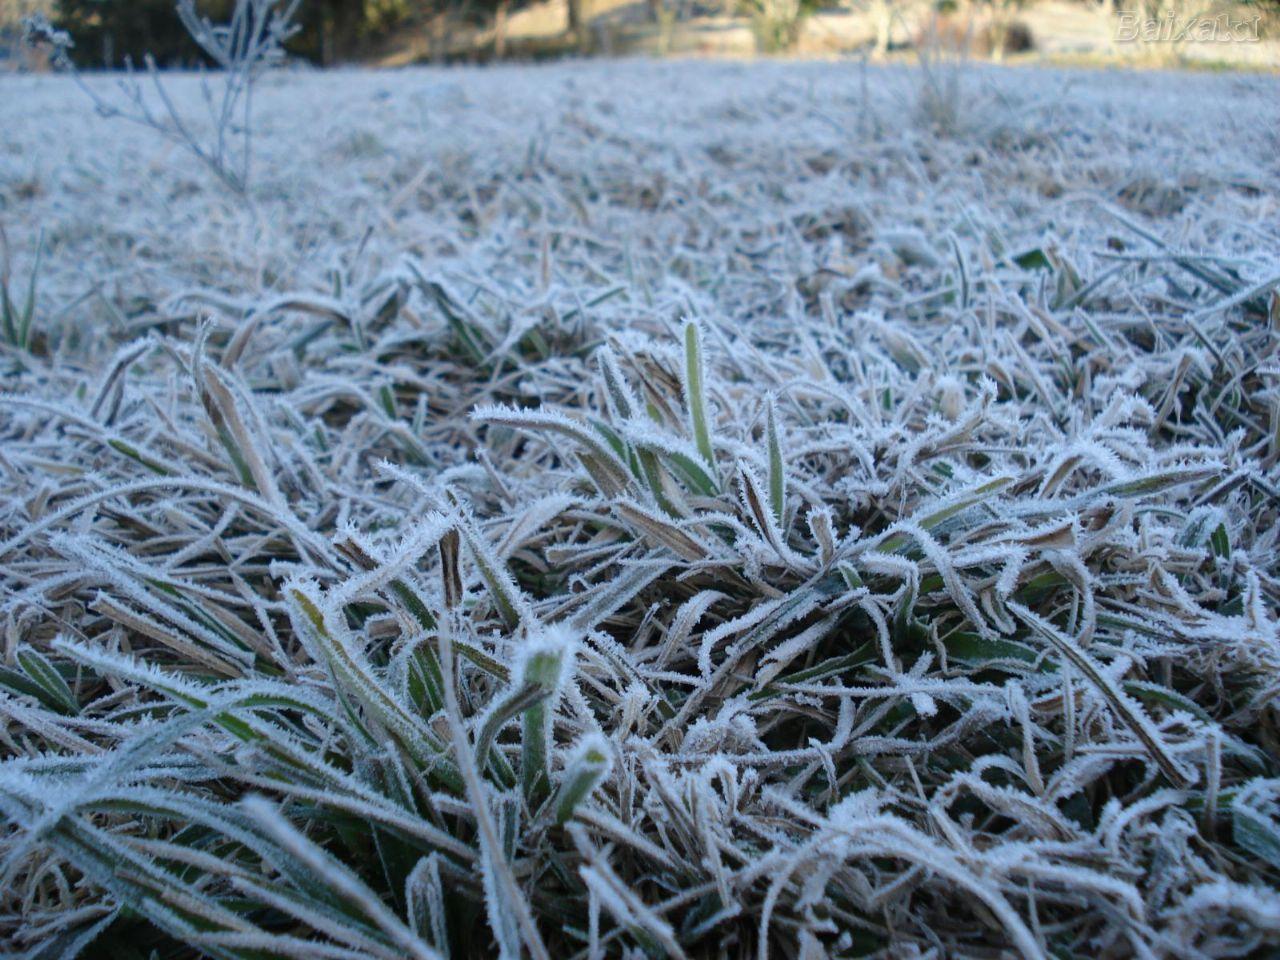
[2,0,1278,69]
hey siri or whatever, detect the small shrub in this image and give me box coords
[743,0,814,52]
[25,0,300,195]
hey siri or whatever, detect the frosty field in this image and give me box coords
[2,59,1280,958]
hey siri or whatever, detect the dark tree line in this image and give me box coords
[52,0,375,67]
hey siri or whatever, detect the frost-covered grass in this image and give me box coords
[1,59,1280,958]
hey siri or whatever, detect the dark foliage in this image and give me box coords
[51,0,370,67]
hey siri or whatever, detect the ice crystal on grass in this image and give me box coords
[1,59,1279,959]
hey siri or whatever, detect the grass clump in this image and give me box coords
[1,60,1279,960]
[0,228,43,355]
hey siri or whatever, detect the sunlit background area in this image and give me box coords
[3,0,1279,67]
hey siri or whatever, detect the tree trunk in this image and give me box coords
[430,11,449,62]
[494,0,510,58]
[567,0,584,42]
[323,0,364,65]
[1101,0,1117,55]
[873,0,893,57]
[991,23,1007,61]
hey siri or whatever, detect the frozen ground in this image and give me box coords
[2,61,1278,315]
[1,61,1280,958]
